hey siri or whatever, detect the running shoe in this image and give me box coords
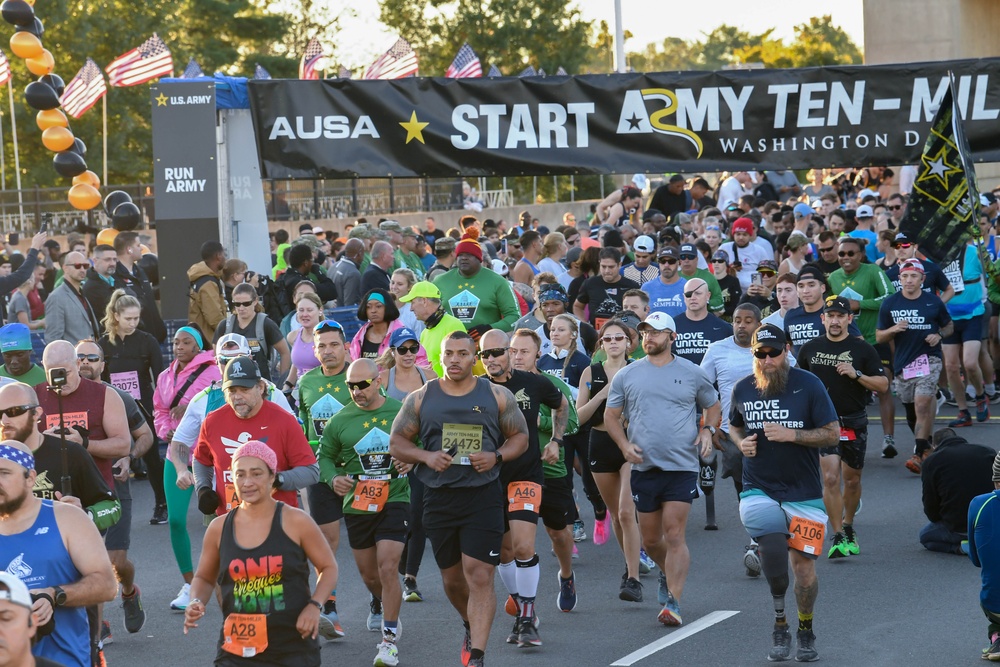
[505,594,519,617]
[657,592,682,626]
[768,622,791,662]
[170,583,191,611]
[978,394,991,422]
[983,632,1000,660]
[150,503,168,525]
[828,532,850,559]
[122,584,146,634]
[949,409,973,428]
[467,657,485,667]
[572,519,587,543]
[318,609,345,639]
[571,544,579,560]
[594,513,611,546]
[638,549,655,574]
[939,387,952,409]
[991,391,1000,404]
[795,630,819,662]
[881,435,897,459]
[619,574,643,602]
[402,577,422,602]
[367,595,383,632]
[843,525,860,556]
[657,571,669,606]
[374,639,399,667]
[744,544,762,577]
[557,571,577,612]
[905,454,924,475]
[517,618,542,647]
[506,617,522,644]
[100,620,113,645]
[96,647,108,667]
[460,628,472,666]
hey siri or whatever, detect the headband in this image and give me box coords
[539,289,569,304]
[367,292,386,305]
[0,444,33,471]
[176,326,204,349]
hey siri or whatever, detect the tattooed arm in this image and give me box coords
[761,421,839,448]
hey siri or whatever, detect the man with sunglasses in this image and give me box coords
[885,233,954,300]
[641,247,686,319]
[783,266,862,358]
[812,231,842,277]
[477,329,568,648]
[730,324,839,662]
[43,251,100,346]
[319,358,408,666]
[738,259,780,319]
[828,237,895,346]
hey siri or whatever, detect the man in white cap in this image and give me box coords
[848,204,881,263]
[622,235,659,285]
[604,311,720,628]
[0,572,52,666]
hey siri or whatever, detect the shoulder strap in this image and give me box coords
[225,314,235,335]
[170,364,209,410]
[255,312,266,343]
[191,274,215,292]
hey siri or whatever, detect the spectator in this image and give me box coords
[332,237,364,307]
[43,251,100,345]
[186,241,228,339]
[765,170,802,203]
[113,231,166,342]
[424,216,444,243]
[7,273,43,330]
[648,174,692,218]
[82,243,119,334]
[361,240,395,295]
[690,177,716,209]
[279,242,338,312]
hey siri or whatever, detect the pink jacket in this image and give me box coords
[153,350,221,439]
[348,319,429,368]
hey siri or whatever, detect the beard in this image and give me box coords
[2,419,33,443]
[0,485,28,518]
[753,357,790,397]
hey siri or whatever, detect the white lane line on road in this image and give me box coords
[610,610,740,666]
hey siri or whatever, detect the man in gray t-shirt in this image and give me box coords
[604,311,720,628]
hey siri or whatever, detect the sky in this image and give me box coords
[333,0,866,69]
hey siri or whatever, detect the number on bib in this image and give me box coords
[787,515,825,555]
[507,481,542,513]
[222,613,268,658]
[351,479,389,513]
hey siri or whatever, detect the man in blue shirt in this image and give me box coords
[641,247,686,319]
[848,205,880,263]
[967,449,1000,660]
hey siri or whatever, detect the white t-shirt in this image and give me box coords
[720,240,773,291]
[718,177,749,209]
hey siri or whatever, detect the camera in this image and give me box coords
[47,367,68,389]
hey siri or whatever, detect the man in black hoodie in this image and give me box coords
[920,428,996,554]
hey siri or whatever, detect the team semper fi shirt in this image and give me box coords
[729,367,838,502]
[194,399,317,514]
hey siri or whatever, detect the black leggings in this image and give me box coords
[399,473,427,577]
[563,427,606,519]
[142,438,166,507]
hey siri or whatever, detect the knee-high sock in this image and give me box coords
[515,555,540,617]
[498,560,517,596]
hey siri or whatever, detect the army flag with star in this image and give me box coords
[899,77,981,267]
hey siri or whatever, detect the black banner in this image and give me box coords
[247,58,1000,179]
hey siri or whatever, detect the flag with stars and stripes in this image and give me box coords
[0,50,10,88]
[61,58,107,118]
[487,64,502,77]
[556,66,567,76]
[299,38,323,79]
[106,34,173,87]
[338,65,351,79]
[518,65,536,78]
[181,57,204,79]
[253,63,271,80]
[363,38,419,80]
[538,67,546,76]
[446,43,482,78]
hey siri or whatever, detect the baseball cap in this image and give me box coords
[401,227,419,238]
[633,235,655,253]
[751,324,787,352]
[796,265,827,285]
[0,573,33,612]
[222,355,262,390]
[632,174,648,190]
[216,333,251,357]
[348,224,372,240]
[379,220,404,234]
[0,323,31,352]
[566,247,583,265]
[613,310,642,333]
[858,188,878,200]
[982,193,997,206]
[638,311,676,333]
[311,226,325,235]
[679,244,697,259]
[899,259,925,275]
[893,232,912,247]
[725,203,740,212]
[491,258,509,276]
[434,236,456,252]
[793,203,815,218]
[399,281,441,302]
[657,246,679,260]
[856,204,874,218]
[711,250,730,263]
[757,259,778,273]
[731,217,754,235]
[389,327,419,348]
[823,295,852,314]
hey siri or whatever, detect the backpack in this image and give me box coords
[255,274,286,324]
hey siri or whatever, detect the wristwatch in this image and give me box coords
[52,586,67,607]
[702,425,717,435]
[551,437,564,446]
[273,472,285,489]
[854,369,863,379]
[495,451,503,465]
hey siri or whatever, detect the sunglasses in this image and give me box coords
[758,270,776,277]
[887,205,903,210]
[705,225,721,231]
[894,243,912,249]
[684,288,705,298]
[753,348,783,359]
[315,320,345,333]
[394,343,420,355]
[76,353,101,362]
[838,251,858,257]
[658,258,678,265]
[679,254,697,260]
[0,404,36,419]
[232,300,256,308]
[601,334,627,342]
[479,347,508,359]
[66,263,89,270]
[818,246,836,252]
[347,379,375,392]
[538,283,561,293]
[712,258,727,264]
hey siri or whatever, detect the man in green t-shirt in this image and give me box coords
[320,359,408,667]
[399,228,426,280]
[433,236,520,338]
[0,323,45,386]
[827,236,895,344]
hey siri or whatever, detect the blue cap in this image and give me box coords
[0,323,31,352]
[389,327,419,348]
[793,203,814,218]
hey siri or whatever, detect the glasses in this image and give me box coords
[658,258,678,265]
[76,353,101,362]
[679,254,697,260]
[887,205,902,211]
[395,343,420,355]
[315,320,345,334]
[347,379,375,392]
[479,347,508,359]
[758,270,776,277]
[705,225,721,231]
[894,243,912,249]
[819,246,836,253]
[838,251,858,257]
[601,334,627,342]
[66,263,89,270]
[683,288,705,298]
[538,283,561,293]
[232,300,255,308]
[753,348,783,359]
[0,404,36,419]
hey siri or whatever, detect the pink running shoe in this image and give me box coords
[594,513,611,545]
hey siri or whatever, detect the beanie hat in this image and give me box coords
[232,441,278,474]
[455,233,483,262]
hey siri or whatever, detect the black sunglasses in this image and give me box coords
[838,251,858,257]
[66,263,90,270]
[479,347,508,359]
[347,379,375,392]
[818,246,836,252]
[753,348,783,359]
[77,353,101,362]
[0,404,36,419]
[232,300,256,308]
[658,258,678,265]
[887,205,903,210]
[394,343,420,355]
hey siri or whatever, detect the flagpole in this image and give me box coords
[102,95,108,187]
[0,104,6,190]
[8,83,21,225]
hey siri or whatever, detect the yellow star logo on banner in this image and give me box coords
[918,145,962,191]
[399,111,429,145]
[155,93,168,107]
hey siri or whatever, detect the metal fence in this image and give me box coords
[0,183,155,236]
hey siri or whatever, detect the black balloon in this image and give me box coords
[14,15,41,37]
[1,0,33,27]
[70,138,86,156]
[24,81,59,110]
[111,202,141,231]
[53,151,87,178]
[104,190,131,216]
[138,253,159,287]
[39,74,64,97]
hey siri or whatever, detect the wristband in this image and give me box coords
[307,599,322,611]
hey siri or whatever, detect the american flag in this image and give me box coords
[338,65,351,79]
[0,50,10,88]
[61,58,107,118]
[253,63,271,80]
[556,66,567,76]
[363,38,419,80]
[299,38,323,80]
[106,34,173,87]
[181,57,204,79]
[518,65,536,78]
[537,67,546,76]
[487,64,502,77]
[445,43,481,78]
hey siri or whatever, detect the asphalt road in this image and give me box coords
[100,405,995,667]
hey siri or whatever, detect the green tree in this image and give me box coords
[786,16,863,67]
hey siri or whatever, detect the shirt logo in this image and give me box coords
[222,432,254,455]
[5,553,31,578]
[33,527,49,536]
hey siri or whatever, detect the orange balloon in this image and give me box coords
[68,183,102,211]
[42,126,75,152]
[140,244,152,255]
[72,170,100,188]
[25,49,54,76]
[36,109,68,131]
[96,228,119,246]
[9,32,42,59]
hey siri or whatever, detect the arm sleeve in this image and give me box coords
[859,267,896,311]
[279,462,320,490]
[193,420,214,467]
[193,458,214,491]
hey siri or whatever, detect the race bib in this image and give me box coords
[442,423,483,465]
[110,371,141,399]
[351,478,389,513]
[942,260,965,293]
[222,613,268,658]
[507,481,541,513]
[787,516,825,555]
[839,427,856,442]
[448,289,480,323]
[224,481,239,512]
[45,411,88,431]
[902,354,930,380]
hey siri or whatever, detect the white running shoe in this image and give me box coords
[374,640,399,667]
[170,583,191,611]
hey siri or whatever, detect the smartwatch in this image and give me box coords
[52,586,67,607]
[495,451,503,465]
[854,369,863,379]
[702,425,717,436]
[551,437,564,446]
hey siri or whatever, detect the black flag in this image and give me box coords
[899,75,980,267]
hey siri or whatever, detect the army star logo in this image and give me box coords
[400,111,429,145]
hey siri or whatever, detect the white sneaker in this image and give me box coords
[374,640,399,666]
[170,583,191,611]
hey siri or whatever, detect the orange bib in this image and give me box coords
[507,481,542,513]
[222,613,268,658]
[787,516,825,555]
[351,478,389,513]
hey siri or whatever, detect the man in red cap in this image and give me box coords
[721,218,774,292]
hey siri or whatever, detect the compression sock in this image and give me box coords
[798,611,814,633]
[515,554,541,601]
[903,402,917,434]
[469,649,485,660]
[498,560,517,596]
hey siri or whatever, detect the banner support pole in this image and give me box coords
[8,83,22,225]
